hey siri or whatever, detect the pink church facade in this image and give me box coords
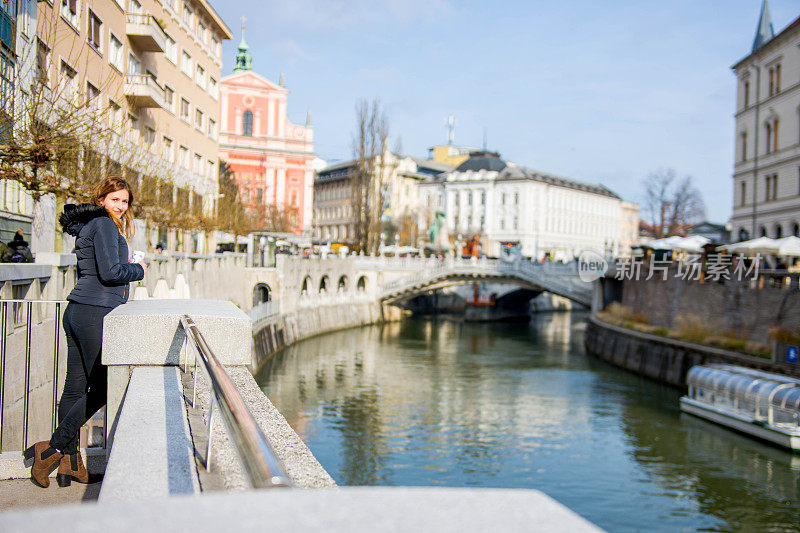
[219,70,314,234]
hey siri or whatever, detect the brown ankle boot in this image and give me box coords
[57,452,89,487]
[23,441,63,488]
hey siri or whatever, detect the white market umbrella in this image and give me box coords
[721,237,777,255]
[647,235,709,253]
[774,236,800,256]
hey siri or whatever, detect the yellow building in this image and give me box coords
[427,144,478,167]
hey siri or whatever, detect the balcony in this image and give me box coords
[126,13,166,52]
[124,74,167,109]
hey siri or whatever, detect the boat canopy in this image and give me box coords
[686,365,800,426]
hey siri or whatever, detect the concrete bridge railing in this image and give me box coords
[379,257,593,306]
[100,299,335,499]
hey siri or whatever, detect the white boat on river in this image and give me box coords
[680,364,800,451]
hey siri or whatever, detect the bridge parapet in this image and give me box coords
[379,257,592,306]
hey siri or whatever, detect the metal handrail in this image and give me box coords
[180,315,291,488]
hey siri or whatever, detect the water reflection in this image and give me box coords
[256,313,799,531]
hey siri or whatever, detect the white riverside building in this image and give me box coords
[731,2,800,241]
[419,153,638,259]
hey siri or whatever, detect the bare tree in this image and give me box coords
[642,168,705,237]
[351,98,389,254]
[216,160,252,242]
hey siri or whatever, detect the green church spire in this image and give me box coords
[752,0,775,52]
[233,15,252,73]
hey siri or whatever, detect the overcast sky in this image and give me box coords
[212,0,800,223]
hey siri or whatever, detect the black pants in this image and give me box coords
[49,302,113,454]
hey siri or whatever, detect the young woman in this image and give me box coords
[24,176,147,487]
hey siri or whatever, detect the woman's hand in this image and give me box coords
[137,260,148,274]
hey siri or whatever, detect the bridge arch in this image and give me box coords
[337,275,348,292]
[253,283,272,306]
[319,275,330,294]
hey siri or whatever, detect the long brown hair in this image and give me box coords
[91,176,135,241]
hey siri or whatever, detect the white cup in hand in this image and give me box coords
[132,250,145,263]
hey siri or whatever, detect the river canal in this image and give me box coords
[255,312,799,532]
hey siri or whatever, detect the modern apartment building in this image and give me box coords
[219,27,315,235]
[32,0,231,253]
[419,152,638,259]
[0,1,38,244]
[731,1,800,241]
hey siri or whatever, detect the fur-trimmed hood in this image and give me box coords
[59,203,109,237]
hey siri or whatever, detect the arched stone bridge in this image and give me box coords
[379,258,593,307]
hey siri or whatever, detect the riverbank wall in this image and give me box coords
[584,315,800,388]
[251,302,404,372]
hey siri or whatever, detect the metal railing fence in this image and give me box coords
[180,315,291,488]
[0,299,74,453]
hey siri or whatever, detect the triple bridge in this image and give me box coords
[378,257,593,307]
[247,255,594,321]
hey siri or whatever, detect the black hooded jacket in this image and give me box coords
[59,203,145,307]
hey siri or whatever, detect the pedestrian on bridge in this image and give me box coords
[24,176,147,488]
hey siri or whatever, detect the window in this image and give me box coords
[741,181,746,206]
[128,53,141,75]
[513,216,518,230]
[743,81,750,108]
[208,118,216,138]
[501,193,506,205]
[179,145,188,168]
[500,218,505,230]
[36,40,49,82]
[196,64,205,88]
[128,0,142,14]
[765,174,778,201]
[61,0,78,27]
[481,190,485,205]
[207,160,214,179]
[144,125,155,148]
[181,50,192,77]
[198,22,207,44]
[180,98,189,121]
[193,153,202,174]
[740,132,747,162]
[182,2,192,28]
[164,85,174,113]
[109,34,123,70]
[766,119,779,154]
[163,136,174,162]
[194,108,203,130]
[480,215,485,229]
[165,34,177,63]
[211,35,220,58]
[242,110,253,136]
[209,77,218,99]
[127,113,139,143]
[773,119,779,152]
[514,192,519,205]
[107,98,121,128]
[59,60,77,99]
[88,10,102,51]
[768,64,782,97]
[85,82,99,110]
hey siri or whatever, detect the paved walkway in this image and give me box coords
[0,478,100,512]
